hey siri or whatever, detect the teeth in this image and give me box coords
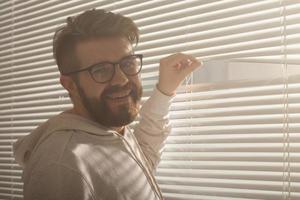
[107,90,131,98]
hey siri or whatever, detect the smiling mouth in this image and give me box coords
[106,94,131,100]
[106,89,131,98]
[105,95,131,105]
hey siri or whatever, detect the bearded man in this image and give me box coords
[13,9,202,200]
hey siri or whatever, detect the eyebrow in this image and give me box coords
[92,52,135,66]
[99,51,134,63]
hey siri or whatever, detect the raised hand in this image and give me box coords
[157,53,203,96]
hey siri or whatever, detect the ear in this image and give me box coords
[60,75,78,94]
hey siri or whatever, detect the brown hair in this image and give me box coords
[53,9,139,75]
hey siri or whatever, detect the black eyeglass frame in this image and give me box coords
[62,54,143,83]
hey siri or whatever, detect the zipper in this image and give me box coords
[112,130,164,200]
[127,128,164,200]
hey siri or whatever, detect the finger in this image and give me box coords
[166,53,201,70]
[173,60,189,71]
[173,60,192,71]
[186,56,204,70]
[180,57,200,69]
[181,59,193,66]
[166,53,191,64]
[185,55,201,65]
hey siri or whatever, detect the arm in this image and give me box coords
[24,162,97,200]
[133,84,175,172]
[133,53,202,172]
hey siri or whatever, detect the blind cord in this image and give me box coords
[280,0,291,199]
[9,0,15,199]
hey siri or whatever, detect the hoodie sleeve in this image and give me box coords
[133,84,175,172]
[24,162,98,200]
[13,123,48,167]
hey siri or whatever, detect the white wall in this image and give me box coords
[192,61,300,83]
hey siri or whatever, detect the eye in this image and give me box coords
[121,57,137,68]
[91,63,113,75]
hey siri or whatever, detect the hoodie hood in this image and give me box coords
[13,111,120,167]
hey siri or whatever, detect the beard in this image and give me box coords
[75,80,143,128]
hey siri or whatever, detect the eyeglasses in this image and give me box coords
[62,54,143,83]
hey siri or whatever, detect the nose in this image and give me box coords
[110,64,129,86]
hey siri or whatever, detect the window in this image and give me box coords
[1,0,299,199]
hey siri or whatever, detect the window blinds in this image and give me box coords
[155,77,300,200]
[0,0,299,199]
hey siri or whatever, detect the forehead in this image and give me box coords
[75,36,133,68]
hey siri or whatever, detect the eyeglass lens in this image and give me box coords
[90,55,141,83]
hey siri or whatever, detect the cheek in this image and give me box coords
[130,76,141,88]
[82,81,107,100]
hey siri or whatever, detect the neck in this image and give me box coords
[112,126,125,136]
[65,108,125,136]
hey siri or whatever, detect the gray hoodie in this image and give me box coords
[13,87,174,200]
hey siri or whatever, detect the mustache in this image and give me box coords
[103,82,134,96]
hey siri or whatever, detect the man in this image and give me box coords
[13,9,202,200]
